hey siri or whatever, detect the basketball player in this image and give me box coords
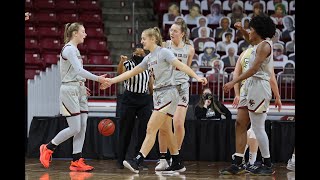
[220,44,282,175]
[155,19,195,171]
[100,27,207,173]
[116,44,153,169]
[222,15,278,175]
[39,22,108,171]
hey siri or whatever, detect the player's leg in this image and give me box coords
[123,87,179,173]
[40,85,81,168]
[123,111,171,173]
[220,108,250,175]
[135,94,152,170]
[246,127,258,167]
[69,85,94,171]
[247,80,274,175]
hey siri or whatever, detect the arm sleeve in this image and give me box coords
[195,106,208,120]
[62,46,99,82]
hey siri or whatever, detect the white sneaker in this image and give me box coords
[286,158,295,171]
[155,159,169,171]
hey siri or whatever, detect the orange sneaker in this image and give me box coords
[69,172,93,180]
[69,158,94,172]
[39,144,53,168]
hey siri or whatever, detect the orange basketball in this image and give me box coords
[98,119,115,136]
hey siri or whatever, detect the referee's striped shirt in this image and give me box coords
[123,60,149,93]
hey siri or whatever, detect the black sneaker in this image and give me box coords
[162,161,186,174]
[123,159,140,173]
[219,164,246,175]
[248,164,275,176]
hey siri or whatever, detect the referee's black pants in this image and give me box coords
[117,90,153,164]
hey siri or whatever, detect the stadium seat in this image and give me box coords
[25,53,45,70]
[85,39,109,54]
[78,0,101,13]
[34,0,56,10]
[25,25,38,38]
[39,38,62,53]
[25,0,34,12]
[25,37,40,53]
[37,26,61,39]
[85,27,106,40]
[55,0,78,11]
[42,52,60,66]
[57,11,79,24]
[79,12,103,27]
[36,11,58,26]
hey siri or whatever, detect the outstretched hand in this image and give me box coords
[100,78,113,90]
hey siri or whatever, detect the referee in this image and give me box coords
[116,44,153,169]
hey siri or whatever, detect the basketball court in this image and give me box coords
[26,158,294,179]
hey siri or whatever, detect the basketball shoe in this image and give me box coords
[123,159,140,173]
[286,158,295,171]
[69,158,94,172]
[39,144,53,168]
[247,164,275,175]
[162,161,186,174]
[219,164,246,175]
[155,159,169,171]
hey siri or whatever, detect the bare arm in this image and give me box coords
[117,55,127,75]
[234,22,250,43]
[172,59,200,80]
[233,51,245,97]
[270,69,282,111]
[187,45,195,66]
[111,66,145,84]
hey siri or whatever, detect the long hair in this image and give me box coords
[142,27,163,46]
[63,22,83,44]
[173,19,190,45]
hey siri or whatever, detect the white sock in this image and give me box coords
[291,154,295,162]
[249,152,257,165]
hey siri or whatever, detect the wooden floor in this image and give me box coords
[25,158,295,180]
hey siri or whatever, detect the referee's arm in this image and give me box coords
[117,55,128,75]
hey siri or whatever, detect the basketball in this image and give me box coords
[98,119,115,136]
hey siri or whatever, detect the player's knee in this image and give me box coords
[146,125,158,136]
[174,123,184,132]
[235,120,248,130]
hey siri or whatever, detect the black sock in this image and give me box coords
[234,155,243,166]
[160,153,166,159]
[46,142,57,151]
[171,154,180,164]
[134,152,144,165]
[262,157,272,167]
[72,153,82,162]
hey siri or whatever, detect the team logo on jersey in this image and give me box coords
[249,99,255,107]
[182,96,187,103]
